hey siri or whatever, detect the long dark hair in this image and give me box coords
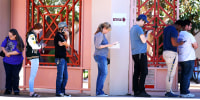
[9,29,25,52]
[94,22,111,34]
[26,23,43,37]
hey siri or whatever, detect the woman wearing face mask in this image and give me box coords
[26,23,43,97]
[1,29,24,95]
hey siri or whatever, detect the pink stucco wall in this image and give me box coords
[10,0,26,66]
[0,0,11,90]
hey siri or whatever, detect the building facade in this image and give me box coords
[0,0,199,96]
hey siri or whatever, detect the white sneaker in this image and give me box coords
[180,93,195,98]
[97,94,109,97]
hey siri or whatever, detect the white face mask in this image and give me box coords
[33,29,42,34]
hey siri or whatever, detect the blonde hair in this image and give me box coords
[94,22,111,34]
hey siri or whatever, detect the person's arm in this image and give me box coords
[94,34,116,49]
[1,37,8,54]
[7,51,19,55]
[57,33,70,47]
[58,41,69,47]
[171,37,184,47]
[192,42,198,49]
[1,47,7,54]
[140,34,147,43]
[98,43,115,49]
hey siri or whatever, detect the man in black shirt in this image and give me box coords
[54,22,71,97]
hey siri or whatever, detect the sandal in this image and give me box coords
[30,92,40,97]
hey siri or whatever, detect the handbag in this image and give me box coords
[0,51,5,57]
[0,37,9,57]
[107,58,110,65]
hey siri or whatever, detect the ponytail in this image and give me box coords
[94,22,111,35]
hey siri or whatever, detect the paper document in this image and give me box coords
[109,43,120,49]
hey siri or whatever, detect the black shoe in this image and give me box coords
[14,92,20,95]
[134,91,141,97]
[56,93,71,97]
[64,93,71,97]
[138,92,151,97]
[4,90,12,95]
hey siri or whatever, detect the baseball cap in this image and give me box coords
[58,22,68,28]
[138,14,149,23]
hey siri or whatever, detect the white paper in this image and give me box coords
[109,43,120,49]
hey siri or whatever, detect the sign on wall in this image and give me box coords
[112,13,127,26]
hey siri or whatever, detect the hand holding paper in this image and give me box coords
[109,42,120,49]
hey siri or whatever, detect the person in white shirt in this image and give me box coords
[178,19,198,98]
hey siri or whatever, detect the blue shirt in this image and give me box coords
[1,37,24,65]
[163,25,178,52]
[130,25,147,55]
[94,32,109,57]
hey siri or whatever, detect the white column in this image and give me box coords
[91,0,131,96]
[109,0,130,95]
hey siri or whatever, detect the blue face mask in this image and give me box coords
[62,28,68,32]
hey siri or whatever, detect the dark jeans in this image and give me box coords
[3,62,22,93]
[179,60,195,94]
[132,53,148,94]
[55,58,68,95]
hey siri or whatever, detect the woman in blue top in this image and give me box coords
[1,29,24,95]
[94,22,118,96]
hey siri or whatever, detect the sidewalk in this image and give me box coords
[0,89,200,98]
[0,83,200,98]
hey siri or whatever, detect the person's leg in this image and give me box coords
[163,51,178,92]
[163,51,178,97]
[55,58,65,95]
[96,62,101,95]
[29,58,39,96]
[132,54,140,95]
[94,55,101,95]
[61,59,68,94]
[94,55,108,95]
[180,62,185,94]
[3,62,12,94]
[12,63,22,95]
[138,53,148,93]
[180,60,195,94]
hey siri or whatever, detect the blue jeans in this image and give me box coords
[29,58,39,92]
[179,60,195,94]
[94,55,108,95]
[3,62,22,93]
[55,58,68,95]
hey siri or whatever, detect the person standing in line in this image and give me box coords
[94,22,118,96]
[130,14,151,97]
[54,22,71,97]
[178,19,198,98]
[162,20,185,97]
[1,29,24,95]
[26,23,44,97]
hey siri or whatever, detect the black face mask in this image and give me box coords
[59,28,65,34]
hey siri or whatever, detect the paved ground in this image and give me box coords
[0,89,200,98]
[0,82,200,99]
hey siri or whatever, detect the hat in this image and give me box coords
[138,14,149,23]
[58,22,68,28]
